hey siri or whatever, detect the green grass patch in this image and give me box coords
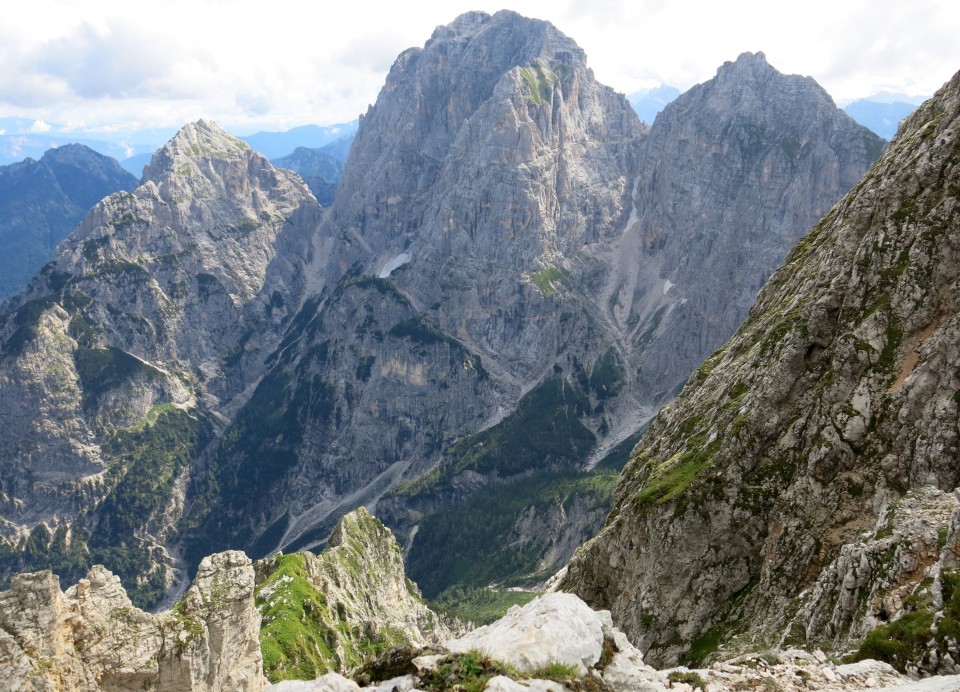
[256,553,337,682]
[852,567,960,672]
[667,671,708,690]
[419,650,518,692]
[531,266,569,296]
[530,661,581,683]
[634,440,718,507]
[126,402,177,432]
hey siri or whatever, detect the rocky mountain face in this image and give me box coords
[562,68,960,672]
[0,550,264,691]
[0,144,137,299]
[0,509,452,691]
[182,15,883,606]
[0,120,321,607]
[0,12,883,614]
[619,51,886,404]
[6,527,956,692]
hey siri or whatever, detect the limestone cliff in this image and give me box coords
[620,51,886,402]
[562,67,960,670]
[0,13,885,613]
[255,508,451,682]
[0,550,263,691]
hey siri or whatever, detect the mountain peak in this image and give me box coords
[165,119,249,159]
[142,119,251,183]
[734,50,769,66]
[443,9,492,33]
[424,10,585,68]
[715,51,776,80]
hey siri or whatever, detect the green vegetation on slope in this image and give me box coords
[432,586,537,626]
[396,377,595,500]
[396,376,641,603]
[90,407,212,608]
[257,553,339,682]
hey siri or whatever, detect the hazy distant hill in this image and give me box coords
[272,146,347,206]
[239,121,359,159]
[843,97,921,139]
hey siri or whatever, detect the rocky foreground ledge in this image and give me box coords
[0,550,263,691]
[4,512,960,691]
[265,592,960,691]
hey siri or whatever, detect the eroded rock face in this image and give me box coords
[562,68,960,667]
[0,550,264,691]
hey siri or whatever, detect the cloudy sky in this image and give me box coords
[3,0,959,136]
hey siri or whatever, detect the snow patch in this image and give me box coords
[663,279,675,295]
[378,253,411,278]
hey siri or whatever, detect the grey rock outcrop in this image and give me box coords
[0,550,264,691]
[562,66,960,668]
[447,592,620,674]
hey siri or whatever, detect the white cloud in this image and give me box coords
[29,120,52,133]
[1,0,958,135]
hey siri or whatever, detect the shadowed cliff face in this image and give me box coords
[563,67,960,668]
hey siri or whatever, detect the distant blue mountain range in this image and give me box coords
[0,118,359,178]
[841,99,920,140]
[627,85,682,125]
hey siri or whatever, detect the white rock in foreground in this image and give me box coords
[446,593,611,674]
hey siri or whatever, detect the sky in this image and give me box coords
[2,0,959,138]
